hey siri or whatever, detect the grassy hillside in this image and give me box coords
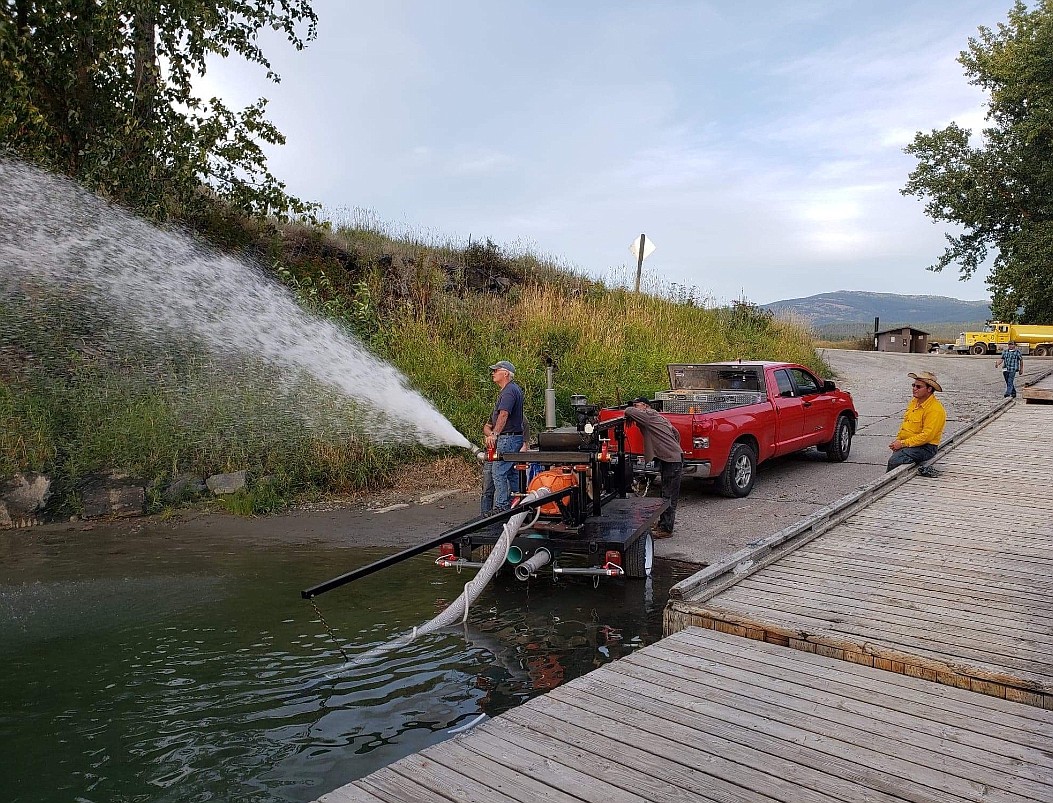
[0,215,824,517]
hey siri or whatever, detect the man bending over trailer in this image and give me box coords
[624,397,684,538]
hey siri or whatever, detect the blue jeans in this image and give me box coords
[887,443,937,471]
[491,434,523,510]
[1003,370,1018,397]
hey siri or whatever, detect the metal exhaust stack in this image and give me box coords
[545,358,556,429]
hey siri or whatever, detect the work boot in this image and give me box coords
[917,465,941,478]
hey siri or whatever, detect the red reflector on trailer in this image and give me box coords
[439,542,455,559]
[604,550,622,567]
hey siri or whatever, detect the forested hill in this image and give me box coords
[762,291,991,327]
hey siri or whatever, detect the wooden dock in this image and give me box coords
[317,382,1053,802]
[667,398,1053,709]
[319,626,1053,803]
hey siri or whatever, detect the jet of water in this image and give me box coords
[0,157,471,449]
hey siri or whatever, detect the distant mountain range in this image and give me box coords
[762,291,991,328]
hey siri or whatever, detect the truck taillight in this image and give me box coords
[604,549,622,568]
[692,419,713,435]
[438,542,455,560]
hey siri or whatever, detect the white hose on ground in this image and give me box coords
[326,487,551,674]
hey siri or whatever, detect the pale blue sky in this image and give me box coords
[203,0,1012,305]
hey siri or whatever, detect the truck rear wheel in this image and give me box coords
[824,415,853,462]
[624,532,653,578]
[718,442,756,498]
[971,343,987,355]
[1034,346,1049,357]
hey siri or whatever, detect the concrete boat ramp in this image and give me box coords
[318,381,1053,803]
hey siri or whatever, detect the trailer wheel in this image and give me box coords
[1035,346,1049,357]
[971,343,987,355]
[824,415,853,462]
[718,442,756,498]
[624,532,653,578]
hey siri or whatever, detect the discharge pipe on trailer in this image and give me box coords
[514,547,551,580]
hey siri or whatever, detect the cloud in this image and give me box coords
[191,0,1007,304]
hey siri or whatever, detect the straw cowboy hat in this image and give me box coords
[908,371,943,392]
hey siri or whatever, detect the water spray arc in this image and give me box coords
[0,157,470,449]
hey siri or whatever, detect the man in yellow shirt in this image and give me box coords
[887,371,947,474]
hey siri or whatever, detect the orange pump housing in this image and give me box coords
[526,467,579,515]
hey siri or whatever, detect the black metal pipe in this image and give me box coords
[300,486,577,599]
[593,415,626,433]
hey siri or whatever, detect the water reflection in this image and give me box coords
[0,531,692,803]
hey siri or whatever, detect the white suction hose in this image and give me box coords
[328,487,551,673]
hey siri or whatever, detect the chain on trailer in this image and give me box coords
[308,596,351,664]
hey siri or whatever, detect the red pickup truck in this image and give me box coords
[598,362,857,497]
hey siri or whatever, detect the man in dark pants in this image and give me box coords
[624,397,684,538]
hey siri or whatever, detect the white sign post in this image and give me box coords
[629,234,656,293]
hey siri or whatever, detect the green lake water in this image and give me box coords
[0,525,690,802]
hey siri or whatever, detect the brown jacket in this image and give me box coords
[624,406,683,463]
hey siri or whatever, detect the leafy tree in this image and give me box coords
[902,0,1053,322]
[0,1,317,222]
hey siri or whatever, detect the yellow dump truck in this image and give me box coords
[955,322,1053,355]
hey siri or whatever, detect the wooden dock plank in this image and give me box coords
[669,401,1053,707]
[474,715,719,803]
[758,563,1053,617]
[721,572,1049,637]
[317,629,1053,803]
[702,575,1050,650]
[317,780,390,803]
[774,553,1053,605]
[647,638,1053,780]
[420,739,586,802]
[509,696,928,803]
[606,651,1052,800]
[672,628,1052,727]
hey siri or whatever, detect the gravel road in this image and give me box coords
[663,348,1048,565]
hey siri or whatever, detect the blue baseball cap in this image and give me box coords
[488,360,516,374]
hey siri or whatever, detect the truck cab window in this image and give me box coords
[774,369,795,397]
[790,369,821,396]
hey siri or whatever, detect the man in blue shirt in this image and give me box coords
[996,341,1023,398]
[483,360,525,510]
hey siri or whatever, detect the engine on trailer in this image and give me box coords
[569,394,601,431]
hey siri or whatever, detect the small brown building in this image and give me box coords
[875,326,929,353]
